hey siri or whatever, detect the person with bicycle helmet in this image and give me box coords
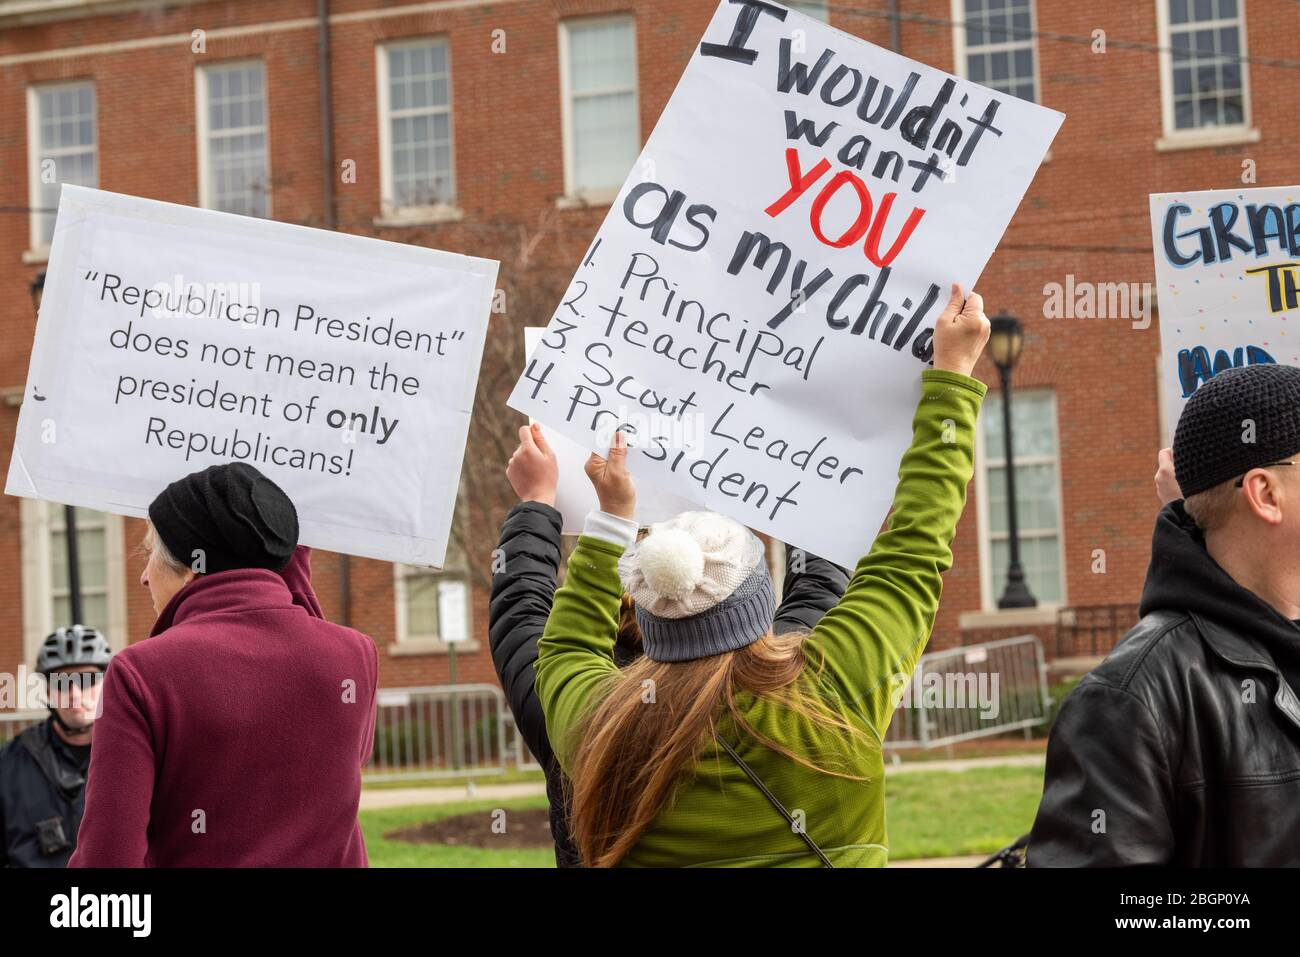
[0,625,111,866]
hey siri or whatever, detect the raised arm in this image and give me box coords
[773,543,850,635]
[490,423,567,766]
[804,284,989,735]
[489,500,564,767]
[535,431,637,771]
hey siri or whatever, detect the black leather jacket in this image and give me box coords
[488,501,850,868]
[0,718,88,868]
[1029,502,1300,866]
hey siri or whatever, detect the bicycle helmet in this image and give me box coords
[36,625,112,677]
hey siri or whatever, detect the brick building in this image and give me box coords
[1,0,1296,701]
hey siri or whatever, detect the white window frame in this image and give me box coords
[974,388,1068,612]
[26,80,97,258]
[950,0,1042,104]
[558,14,640,207]
[375,36,461,225]
[195,59,271,216]
[1155,0,1258,151]
[20,500,127,669]
[391,561,476,655]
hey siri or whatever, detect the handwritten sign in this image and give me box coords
[7,186,498,567]
[525,328,698,532]
[508,1,1062,565]
[1150,185,1300,439]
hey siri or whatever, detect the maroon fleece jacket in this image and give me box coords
[69,547,378,867]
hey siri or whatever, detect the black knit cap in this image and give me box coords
[1173,364,1300,498]
[147,462,298,574]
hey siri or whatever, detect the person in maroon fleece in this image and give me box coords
[69,462,378,867]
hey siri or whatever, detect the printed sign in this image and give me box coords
[7,186,499,567]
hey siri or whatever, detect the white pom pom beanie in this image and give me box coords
[617,511,775,663]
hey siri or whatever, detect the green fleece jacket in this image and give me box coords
[535,369,986,867]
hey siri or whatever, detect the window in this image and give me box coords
[955,0,1039,102]
[1162,0,1249,132]
[377,39,456,215]
[393,545,473,650]
[560,16,639,200]
[27,81,97,251]
[197,61,269,217]
[978,390,1065,607]
[787,1,829,21]
[49,508,112,628]
[20,501,126,669]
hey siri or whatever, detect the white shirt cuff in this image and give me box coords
[582,511,639,548]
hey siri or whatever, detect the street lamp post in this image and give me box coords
[30,271,84,627]
[988,312,1037,610]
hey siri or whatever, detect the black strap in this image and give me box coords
[714,734,834,868]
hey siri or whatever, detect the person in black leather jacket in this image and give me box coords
[490,423,850,867]
[1030,365,1300,867]
[1,626,112,867]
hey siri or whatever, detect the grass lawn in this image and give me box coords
[362,797,555,868]
[360,763,1045,867]
[885,764,1043,861]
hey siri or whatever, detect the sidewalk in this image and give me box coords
[360,781,546,811]
[885,753,1045,774]
[359,752,1046,810]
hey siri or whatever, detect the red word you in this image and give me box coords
[765,147,926,268]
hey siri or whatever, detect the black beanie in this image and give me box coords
[147,463,298,574]
[1173,364,1300,498]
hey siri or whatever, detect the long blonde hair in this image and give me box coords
[567,628,872,867]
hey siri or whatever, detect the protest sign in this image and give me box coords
[508,1,1062,566]
[525,328,698,533]
[7,185,498,567]
[1150,185,1300,440]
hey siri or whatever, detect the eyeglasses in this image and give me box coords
[1234,462,1297,487]
[47,672,104,695]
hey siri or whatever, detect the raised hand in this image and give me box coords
[584,430,636,521]
[1154,447,1182,505]
[932,282,992,378]
[506,422,559,507]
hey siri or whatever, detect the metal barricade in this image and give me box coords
[884,635,1051,751]
[12,642,1048,771]
[6,687,536,783]
[368,683,518,782]
[509,718,543,773]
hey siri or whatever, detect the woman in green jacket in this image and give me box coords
[535,283,991,867]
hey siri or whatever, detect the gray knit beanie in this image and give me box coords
[617,511,775,663]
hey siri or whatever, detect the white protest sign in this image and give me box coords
[1150,185,1300,441]
[508,1,1062,566]
[525,327,698,533]
[7,185,498,567]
